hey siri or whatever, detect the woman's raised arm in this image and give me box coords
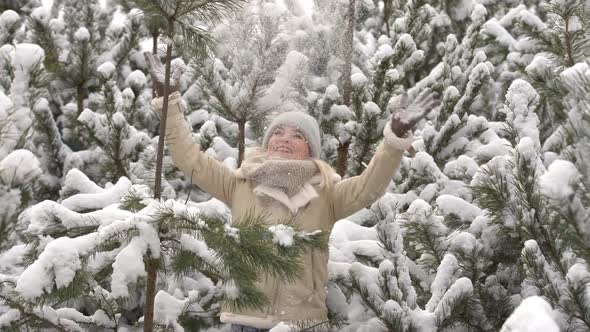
[331,88,440,221]
[146,52,236,205]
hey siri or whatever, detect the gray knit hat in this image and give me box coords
[262,111,321,159]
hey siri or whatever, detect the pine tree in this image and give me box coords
[0,170,328,330]
[70,62,151,184]
[471,67,590,330]
[327,1,590,330]
[0,150,43,252]
[194,2,287,166]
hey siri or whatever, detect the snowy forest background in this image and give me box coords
[0,0,589,331]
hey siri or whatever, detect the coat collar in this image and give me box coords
[238,147,341,214]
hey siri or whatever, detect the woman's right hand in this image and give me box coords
[390,87,440,138]
[144,51,184,98]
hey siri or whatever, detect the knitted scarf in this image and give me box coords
[238,158,319,197]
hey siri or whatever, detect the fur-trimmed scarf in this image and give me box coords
[236,154,320,213]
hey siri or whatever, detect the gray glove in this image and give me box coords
[144,51,184,98]
[390,87,440,137]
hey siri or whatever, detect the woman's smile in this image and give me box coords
[266,125,311,160]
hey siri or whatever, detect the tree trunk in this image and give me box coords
[152,31,159,98]
[383,0,391,36]
[76,85,86,115]
[337,0,355,177]
[144,20,174,332]
[341,0,355,106]
[237,119,245,168]
[337,141,351,177]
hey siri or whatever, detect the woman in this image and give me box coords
[146,53,439,332]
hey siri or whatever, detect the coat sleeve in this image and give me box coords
[152,92,237,205]
[331,123,413,221]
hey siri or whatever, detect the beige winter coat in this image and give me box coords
[154,92,412,329]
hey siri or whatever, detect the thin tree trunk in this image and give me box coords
[152,31,159,98]
[336,141,351,177]
[383,0,391,36]
[564,18,574,66]
[77,85,85,115]
[341,0,355,106]
[144,21,174,332]
[237,119,245,168]
[337,0,355,177]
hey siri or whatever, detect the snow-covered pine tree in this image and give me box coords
[472,70,590,331]
[25,0,143,150]
[0,9,23,45]
[286,0,433,177]
[326,1,587,330]
[66,61,151,184]
[0,42,51,252]
[194,1,288,167]
[0,169,328,331]
[1,0,589,330]
[0,150,43,252]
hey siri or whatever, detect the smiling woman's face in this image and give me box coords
[266,125,311,160]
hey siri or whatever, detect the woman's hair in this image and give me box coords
[312,159,335,190]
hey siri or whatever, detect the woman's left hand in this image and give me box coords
[390,88,440,137]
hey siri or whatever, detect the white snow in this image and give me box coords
[504,79,540,147]
[363,101,381,116]
[269,224,296,247]
[111,220,160,298]
[566,263,590,285]
[443,155,479,179]
[386,68,399,81]
[9,44,45,108]
[329,104,353,120]
[500,296,559,332]
[154,290,187,331]
[74,27,90,42]
[449,232,477,254]
[0,10,20,27]
[223,279,240,300]
[561,62,590,91]
[60,168,108,195]
[515,137,538,163]
[16,236,89,299]
[517,10,546,32]
[0,149,42,186]
[436,195,483,223]
[0,245,26,275]
[26,199,131,235]
[179,234,217,265]
[260,50,309,110]
[433,277,473,320]
[426,254,458,312]
[566,16,581,32]
[97,61,116,78]
[373,44,394,63]
[126,70,147,89]
[0,309,20,327]
[351,72,368,88]
[30,7,50,22]
[325,84,340,100]
[482,19,517,50]
[61,176,132,211]
[539,159,580,200]
[270,322,294,332]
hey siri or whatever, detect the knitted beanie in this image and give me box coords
[262,111,322,159]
